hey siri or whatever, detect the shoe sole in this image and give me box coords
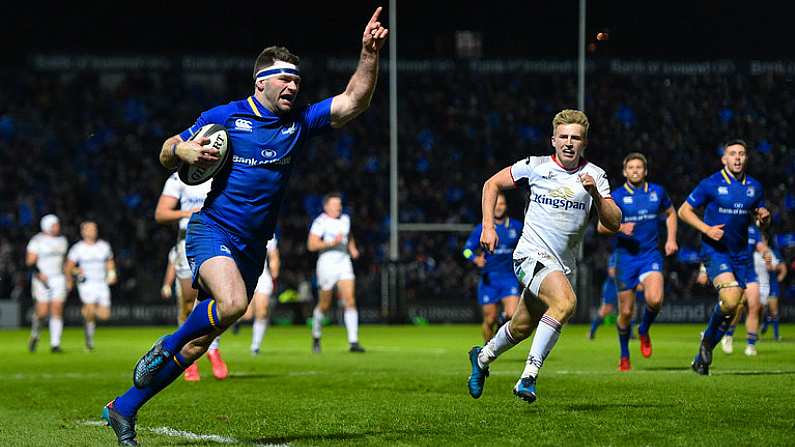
[513,389,537,403]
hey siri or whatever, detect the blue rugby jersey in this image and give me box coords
[686,169,765,256]
[463,218,523,278]
[611,182,672,255]
[179,96,332,241]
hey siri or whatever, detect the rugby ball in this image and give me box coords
[178,124,230,185]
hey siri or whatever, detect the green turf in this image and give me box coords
[1,323,794,446]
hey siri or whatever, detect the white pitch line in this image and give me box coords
[80,420,289,446]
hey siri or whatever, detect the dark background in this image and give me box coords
[5,0,791,60]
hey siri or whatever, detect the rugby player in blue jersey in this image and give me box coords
[679,140,769,375]
[102,9,389,445]
[463,192,522,341]
[598,153,678,371]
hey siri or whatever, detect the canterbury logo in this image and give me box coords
[548,187,576,200]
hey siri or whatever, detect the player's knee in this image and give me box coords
[550,295,576,320]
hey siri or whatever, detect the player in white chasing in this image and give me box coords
[308,193,364,353]
[26,214,69,353]
[155,173,228,381]
[64,221,117,351]
[241,236,281,354]
[468,109,622,403]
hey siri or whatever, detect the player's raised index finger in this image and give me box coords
[368,7,383,24]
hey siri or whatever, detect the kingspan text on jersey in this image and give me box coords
[532,193,587,211]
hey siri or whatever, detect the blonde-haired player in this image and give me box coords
[468,109,621,403]
[155,173,227,381]
[64,221,116,351]
[308,193,364,353]
[26,214,68,353]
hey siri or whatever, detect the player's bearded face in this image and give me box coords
[722,144,747,175]
[262,75,301,114]
[623,159,647,185]
[552,124,587,168]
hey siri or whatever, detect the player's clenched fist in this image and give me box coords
[755,207,771,227]
[480,226,499,254]
[705,223,725,241]
[579,172,598,196]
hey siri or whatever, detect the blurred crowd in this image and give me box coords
[1,62,793,311]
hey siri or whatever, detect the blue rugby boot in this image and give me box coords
[467,346,489,398]
[691,340,711,376]
[133,336,172,388]
[103,400,138,446]
[513,376,537,403]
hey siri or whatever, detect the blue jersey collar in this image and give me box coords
[720,168,747,185]
[623,181,648,194]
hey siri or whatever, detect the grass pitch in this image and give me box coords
[0,323,793,446]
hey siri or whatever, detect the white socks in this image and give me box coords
[208,336,221,351]
[85,320,96,346]
[478,323,518,369]
[49,317,63,347]
[251,318,268,351]
[344,309,359,344]
[312,307,324,339]
[31,316,41,338]
[521,314,562,379]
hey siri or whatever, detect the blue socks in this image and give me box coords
[589,316,604,337]
[617,324,630,358]
[772,316,780,339]
[638,305,659,336]
[725,324,736,337]
[747,332,758,346]
[114,352,189,417]
[702,304,733,350]
[163,299,220,354]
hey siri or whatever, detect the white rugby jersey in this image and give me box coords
[26,233,68,277]
[510,155,612,273]
[67,240,113,282]
[753,250,779,290]
[266,236,278,253]
[161,173,213,230]
[309,213,351,264]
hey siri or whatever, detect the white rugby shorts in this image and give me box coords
[175,239,192,280]
[77,281,111,307]
[316,258,355,291]
[254,268,273,296]
[513,251,573,296]
[32,275,66,303]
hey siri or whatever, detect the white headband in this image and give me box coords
[40,214,59,233]
[255,60,301,80]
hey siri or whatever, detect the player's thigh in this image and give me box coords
[744,282,761,310]
[50,299,65,316]
[198,256,248,316]
[501,295,519,318]
[640,271,664,303]
[536,271,576,318]
[34,301,49,317]
[96,305,111,320]
[336,279,356,307]
[82,302,97,318]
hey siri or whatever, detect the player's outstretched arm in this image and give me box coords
[480,167,516,253]
[330,7,389,128]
